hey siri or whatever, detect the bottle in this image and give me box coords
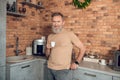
[7,1,10,11]
[18,7,22,13]
[37,1,42,5]
[11,1,16,12]
[26,45,32,55]
[22,7,26,14]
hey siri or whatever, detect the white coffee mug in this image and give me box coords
[51,41,55,47]
[99,59,106,65]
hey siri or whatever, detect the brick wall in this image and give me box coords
[6,0,120,58]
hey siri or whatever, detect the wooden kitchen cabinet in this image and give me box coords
[73,69,112,80]
[6,60,41,80]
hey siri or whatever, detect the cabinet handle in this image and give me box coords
[21,65,30,69]
[84,73,96,77]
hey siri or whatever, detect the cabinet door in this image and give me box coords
[0,66,5,80]
[7,60,42,80]
[39,59,48,80]
[73,69,83,80]
[26,60,41,80]
[10,64,29,80]
[10,62,38,80]
[73,68,112,80]
[113,76,120,80]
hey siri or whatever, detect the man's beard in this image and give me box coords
[52,26,62,34]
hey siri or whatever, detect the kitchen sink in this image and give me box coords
[6,55,34,63]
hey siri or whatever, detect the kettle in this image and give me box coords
[32,38,45,56]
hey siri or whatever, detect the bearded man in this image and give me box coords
[46,12,86,80]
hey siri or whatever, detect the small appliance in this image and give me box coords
[113,50,120,71]
[32,38,45,56]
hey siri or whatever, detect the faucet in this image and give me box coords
[14,36,22,56]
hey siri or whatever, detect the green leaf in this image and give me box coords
[73,0,91,9]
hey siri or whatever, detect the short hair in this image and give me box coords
[51,12,64,19]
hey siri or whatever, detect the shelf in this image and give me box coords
[7,11,26,17]
[20,2,44,9]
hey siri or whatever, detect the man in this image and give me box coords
[46,12,86,80]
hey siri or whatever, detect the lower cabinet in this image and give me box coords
[0,66,5,80]
[6,60,42,80]
[73,68,112,80]
[6,58,119,80]
[39,59,48,80]
[112,76,120,80]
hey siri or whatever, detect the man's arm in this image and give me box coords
[45,48,51,59]
[75,41,86,63]
[45,35,51,59]
[70,41,86,69]
[70,32,86,69]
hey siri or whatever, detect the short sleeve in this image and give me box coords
[70,32,82,48]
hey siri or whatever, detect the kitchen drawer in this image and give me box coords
[73,68,112,80]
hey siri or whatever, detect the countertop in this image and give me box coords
[78,61,120,77]
[6,56,120,77]
[6,56,46,66]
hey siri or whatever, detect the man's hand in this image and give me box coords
[70,63,78,70]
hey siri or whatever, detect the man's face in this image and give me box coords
[52,16,65,34]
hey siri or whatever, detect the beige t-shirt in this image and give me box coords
[46,29,81,70]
